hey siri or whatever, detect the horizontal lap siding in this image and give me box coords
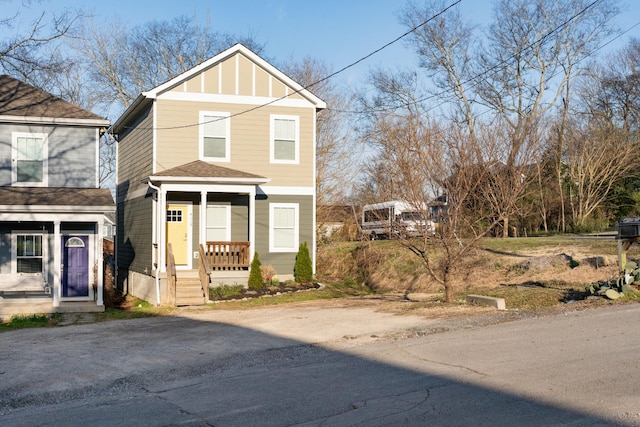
[48,127,97,187]
[117,196,152,273]
[116,106,155,275]
[255,194,314,276]
[155,100,314,187]
[117,106,154,201]
[0,124,97,187]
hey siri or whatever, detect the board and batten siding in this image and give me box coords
[254,194,314,276]
[172,52,305,101]
[154,100,315,187]
[0,123,97,187]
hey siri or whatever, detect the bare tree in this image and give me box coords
[400,0,620,236]
[71,14,264,115]
[281,57,359,235]
[564,123,640,228]
[354,68,518,301]
[0,1,80,86]
[64,14,264,188]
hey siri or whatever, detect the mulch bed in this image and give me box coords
[210,282,321,301]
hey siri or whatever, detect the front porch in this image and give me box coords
[160,241,251,306]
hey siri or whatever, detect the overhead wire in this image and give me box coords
[331,0,611,115]
[116,0,462,132]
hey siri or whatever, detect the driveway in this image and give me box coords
[1,301,639,426]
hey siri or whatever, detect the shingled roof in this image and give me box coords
[151,160,268,183]
[0,187,114,210]
[0,75,108,123]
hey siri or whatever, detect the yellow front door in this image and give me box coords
[166,205,189,265]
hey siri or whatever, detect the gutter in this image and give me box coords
[146,179,162,307]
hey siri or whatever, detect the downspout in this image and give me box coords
[147,179,162,307]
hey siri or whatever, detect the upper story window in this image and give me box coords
[200,112,230,162]
[12,132,48,186]
[270,115,299,164]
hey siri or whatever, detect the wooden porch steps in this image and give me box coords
[175,276,207,306]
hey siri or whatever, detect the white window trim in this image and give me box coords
[11,231,47,276]
[270,114,299,164]
[11,132,48,187]
[206,204,231,242]
[199,111,231,162]
[269,203,299,253]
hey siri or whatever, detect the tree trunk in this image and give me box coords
[502,216,509,238]
[444,282,454,303]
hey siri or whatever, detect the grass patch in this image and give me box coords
[478,236,617,256]
[458,280,610,312]
[207,280,372,308]
[209,284,245,300]
[1,313,63,330]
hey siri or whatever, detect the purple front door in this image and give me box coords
[62,235,89,297]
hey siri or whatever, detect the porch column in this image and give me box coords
[53,221,61,307]
[248,187,256,260]
[96,221,104,306]
[157,187,166,273]
[200,191,207,248]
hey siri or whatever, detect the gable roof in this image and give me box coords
[0,75,109,127]
[149,160,269,185]
[113,43,326,133]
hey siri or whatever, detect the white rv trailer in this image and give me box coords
[360,200,435,240]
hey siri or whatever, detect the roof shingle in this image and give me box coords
[0,75,107,122]
[0,187,114,209]
[151,160,267,180]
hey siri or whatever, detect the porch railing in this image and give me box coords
[198,243,211,286]
[166,243,176,306]
[204,241,250,270]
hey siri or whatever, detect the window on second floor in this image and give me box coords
[200,112,230,162]
[270,115,299,164]
[12,133,48,186]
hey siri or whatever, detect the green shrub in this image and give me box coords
[248,252,264,290]
[210,284,245,299]
[294,241,313,283]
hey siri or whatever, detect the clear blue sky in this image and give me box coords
[7,0,640,87]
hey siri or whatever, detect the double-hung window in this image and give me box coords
[12,133,48,186]
[200,112,230,162]
[15,234,44,274]
[269,203,299,252]
[270,115,299,164]
[206,205,230,241]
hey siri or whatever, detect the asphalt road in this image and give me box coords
[1,303,639,426]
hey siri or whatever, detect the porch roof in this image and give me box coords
[149,160,269,185]
[0,187,115,212]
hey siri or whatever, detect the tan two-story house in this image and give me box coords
[113,44,325,306]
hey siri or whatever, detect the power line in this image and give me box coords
[332,0,613,115]
[116,1,462,132]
